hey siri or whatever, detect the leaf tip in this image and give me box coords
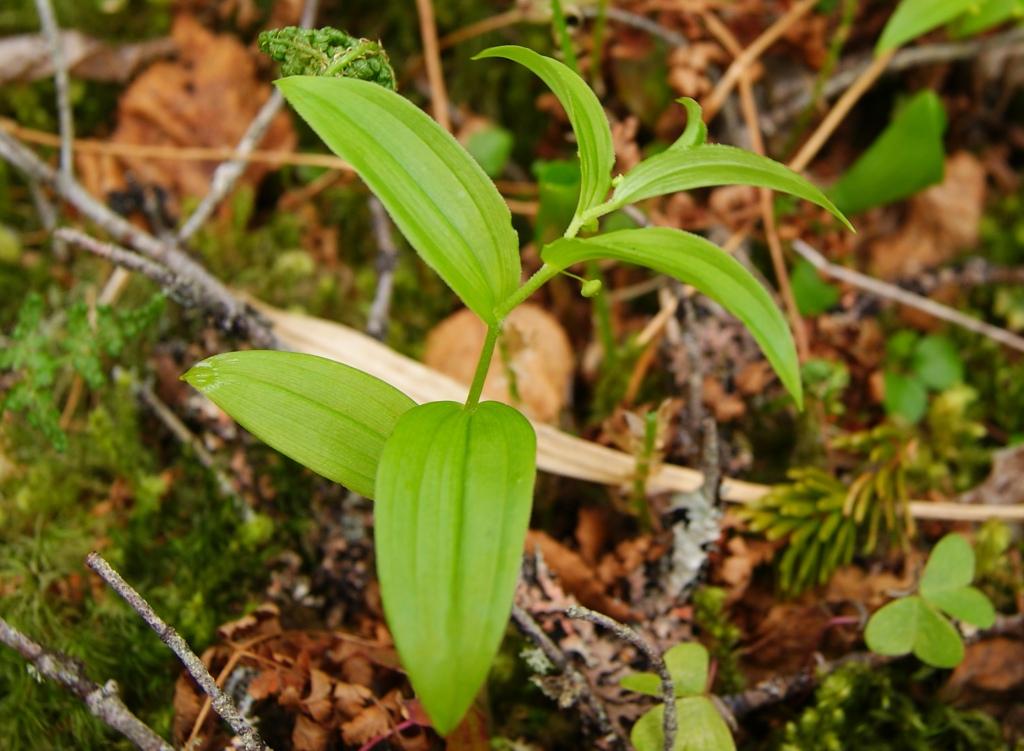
[181,359,216,392]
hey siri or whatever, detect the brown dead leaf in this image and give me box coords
[334,682,372,719]
[292,713,331,751]
[823,565,911,611]
[76,14,294,211]
[715,535,775,601]
[423,304,573,423]
[870,152,987,279]
[575,506,609,565]
[735,361,774,396]
[303,669,335,723]
[171,673,203,743]
[525,530,638,622]
[341,704,392,746]
[445,706,490,751]
[947,638,1024,694]
[703,376,745,422]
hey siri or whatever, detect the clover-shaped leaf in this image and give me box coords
[865,533,995,669]
[620,642,709,698]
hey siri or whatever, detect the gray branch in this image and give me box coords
[566,605,678,751]
[86,553,271,751]
[176,0,321,241]
[0,616,173,751]
[365,197,399,341]
[33,0,74,178]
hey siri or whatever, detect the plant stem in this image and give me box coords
[550,0,580,74]
[465,324,500,409]
[495,263,560,319]
[587,260,617,368]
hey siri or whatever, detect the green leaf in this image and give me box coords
[865,597,920,657]
[665,643,710,697]
[828,91,947,215]
[912,334,963,391]
[533,159,581,246]
[877,0,977,52]
[914,600,965,668]
[374,401,536,735]
[465,125,513,178]
[926,586,996,628]
[950,0,1024,36]
[671,97,708,150]
[791,258,840,316]
[865,596,967,669]
[920,533,975,597]
[276,76,520,324]
[631,697,736,751]
[543,228,803,406]
[883,370,928,423]
[475,46,614,222]
[183,351,414,498]
[620,672,662,697]
[600,144,852,231]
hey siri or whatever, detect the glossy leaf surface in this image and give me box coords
[475,46,614,221]
[631,697,736,751]
[600,144,852,231]
[374,401,536,735]
[277,76,519,324]
[877,0,976,52]
[828,90,946,215]
[543,228,802,406]
[183,351,415,497]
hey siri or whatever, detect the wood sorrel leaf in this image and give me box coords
[926,586,996,628]
[475,46,614,222]
[543,228,802,407]
[877,0,977,52]
[865,596,966,668]
[920,533,975,597]
[374,401,536,735]
[631,697,736,751]
[665,643,709,697]
[602,144,852,231]
[276,76,520,324]
[183,351,415,498]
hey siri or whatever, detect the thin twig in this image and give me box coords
[365,197,399,341]
[791,239,1024,353]
[415,0,452,132]
[788,48,894,172]
[86,553,271,751]
[55,228,182,293]
[510,604,621,744]
[579,6,690,49]
[566,605,677,751]
[703,0,818,121]
[177,0,319,241]
[0,617,173,751]
[33,0,73,178]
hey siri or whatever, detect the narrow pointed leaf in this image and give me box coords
[665,643,709,697]
[914,601,965,668]
[631,697,736,751]
[865,596,920,657]
[543,228,802,406]
[276,76,520,324]
[374,401,536,735]
[920,533,975,598]
[602,144,852,230]
[475,46,614,220]
[926,586,996,628]
[183,351,415,498]
[877,0,977,52]
[951,0,1024,37]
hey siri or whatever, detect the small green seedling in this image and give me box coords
[621,643,735,751]
[865,533,996,668]
[184,39,850,735]
[883,331,964,423]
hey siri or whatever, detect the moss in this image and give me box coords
[692,587,745,695]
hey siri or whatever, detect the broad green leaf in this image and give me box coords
[183,351,415,498]
[665,643,710,697]
[912,335,963,391]
[828,91,947,215]
[465,125,513,178]
[865,596,920,657]
[475,46,614,221]
[543,228,803,406]
[926,586,996,628]
[920,533,975,597]
[791,258,840,316]
[276,76,520,324]
[620,672,661,697]
[883,370,928,423]
[631,697,736,751]
[877,0,977,52]
[374,401,536,735]
[914,600,965,668]
[599,144,852,231]
[951,0,1024,36]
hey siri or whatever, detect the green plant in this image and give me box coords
[620,642,735,751]
[883,331,964,424]
[876,0,1022,53]
[691,587,745,695]
[865,533,996,668]
[184,40,849,735]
